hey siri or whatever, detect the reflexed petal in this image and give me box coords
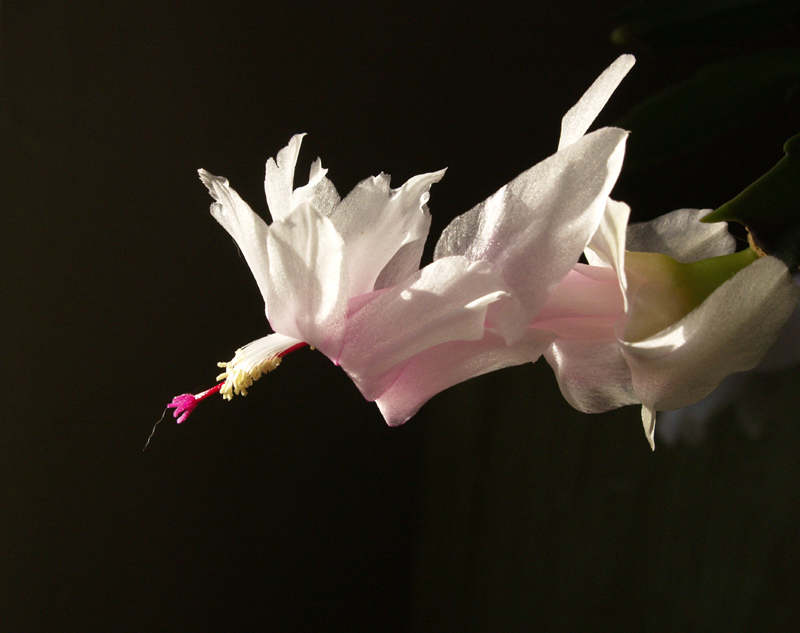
[558,54,636,151]
[266,202,348,357]
[339,256,511,399]
[328,169,445,297]
[620,256,800,414]
[544,339,638,413]
[372,329,555,426]
[626,209,736,262]
[264,133,305,222]
[199,169,272,311]
[434,127,628,343]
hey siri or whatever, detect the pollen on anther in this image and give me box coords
[216,353,283,399]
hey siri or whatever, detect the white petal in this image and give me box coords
[371,330,554,426]
[328,169,445,297]
[641,406,656,451]
[265,202,348,357]
[558,54,636,151]
[373,237,427,290]
[752,278,800,371]
[626,209,736,262]
[544,339,638,414]
[291,157,341,217]
[264,133,305,222]
[338,256,511,399]
[199,169,272,312]
[584,199,630,268]
[584,199,631,308]
[620,256,800,413]
[434,127,628,343]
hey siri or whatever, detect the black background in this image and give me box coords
[4,1,800,631]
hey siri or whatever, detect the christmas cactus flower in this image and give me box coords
[655,272,800,446]
[168,135,510,425]
[534,201,800,449]
[372,56,635,423]
[166,55,636,426]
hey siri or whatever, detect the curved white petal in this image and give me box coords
[620,256,800,414]
[338,256,511,400]
[372,329,555,426]
[544,338,638,413]
[558,54,636,151]
[264,133,305,222]
[434,127,628,343]
[328,169,445,297]
[626,209,736,263]
[265,202,348,357]
[584,199,630,266]
[199,169,272,312]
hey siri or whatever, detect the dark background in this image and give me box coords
[3,1,800,631]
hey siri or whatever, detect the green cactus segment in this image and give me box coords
[702,132,800,270]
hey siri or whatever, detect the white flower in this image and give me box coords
[365,55,636,423]
[198,135,509,409]
[167,55,636,426]
[656,274,800,446]
[534,201,800,449]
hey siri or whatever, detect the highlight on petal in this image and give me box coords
[621,256,800,414]
[558,54,636,151]
[435,127,628,343]
[292,157,341,217]
[584,199,631,307]
[544,339,638,414]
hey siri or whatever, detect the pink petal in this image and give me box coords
[372,330,555,426]
[338,256,511,401]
